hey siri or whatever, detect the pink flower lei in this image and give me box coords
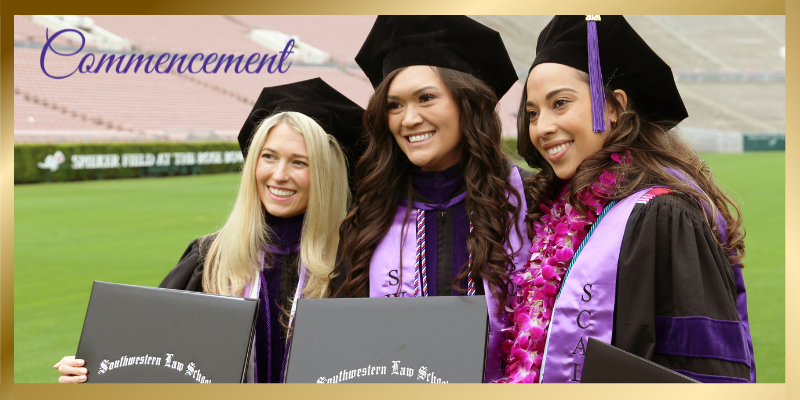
[499,150,631,383]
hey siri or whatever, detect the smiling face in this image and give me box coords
[255,122,311,218]
[386,66,463,172]
[525,63,613,180]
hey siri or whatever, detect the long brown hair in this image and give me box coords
[517,71,745,267]
[338,66,523,306]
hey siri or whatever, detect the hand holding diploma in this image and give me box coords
[54,356,87,383]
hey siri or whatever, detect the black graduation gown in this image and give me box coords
[159,216,348,383]
[612,193,752,382]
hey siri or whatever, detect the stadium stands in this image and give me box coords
[635,15,785,73]
[84,15,264,55]
[15,46,251,141]
[186,64,374,108]
[228,15,377,66]
[679,81,785,132]
[14,15,79,48]
[14,15,785,147]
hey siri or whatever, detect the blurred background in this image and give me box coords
[13,15,785,382]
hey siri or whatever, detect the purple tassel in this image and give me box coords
[587,19,607,133]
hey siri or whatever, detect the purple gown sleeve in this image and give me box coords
[614,193,753,383]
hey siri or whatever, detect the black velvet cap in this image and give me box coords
[531,15,688,126]
[238,78,364,179]
[356,15,518,99]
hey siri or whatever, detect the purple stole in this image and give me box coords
[540,188,649,383]
[540,186,755,383]
[369,167,528,383]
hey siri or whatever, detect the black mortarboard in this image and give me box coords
[238,78,364,181]
[531,15,688,127]
[356,16,518,99]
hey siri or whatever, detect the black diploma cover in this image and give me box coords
[285,296,488,383]
[75,281,258,383]
[580,337,700,383]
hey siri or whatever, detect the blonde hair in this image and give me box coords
[202,111,350,299]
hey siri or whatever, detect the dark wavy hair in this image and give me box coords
[517,70,745,267]
[338,66,523,307]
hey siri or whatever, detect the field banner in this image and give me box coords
[743,133,786,151]
[15,142,244,183]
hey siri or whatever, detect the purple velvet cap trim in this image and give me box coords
[672,369,750,383]
[654,316,749,365]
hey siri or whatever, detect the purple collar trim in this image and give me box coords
[268,243,301,256]
[398,191,467,211]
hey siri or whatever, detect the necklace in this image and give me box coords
[500,151,630,383]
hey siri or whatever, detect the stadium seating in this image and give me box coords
[15,46,252,142]
[14,15,79,48]
[85,15,264,55]
[228,15,377,66]
[13,15,786,145]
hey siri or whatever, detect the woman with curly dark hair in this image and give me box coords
[501,15,755,383]
[337,16,531,382]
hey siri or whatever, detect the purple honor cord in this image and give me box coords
[259,271,273,382]
[258,250,307,383]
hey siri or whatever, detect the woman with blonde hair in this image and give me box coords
[55,78,364,383]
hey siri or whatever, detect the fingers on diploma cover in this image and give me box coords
[285,296,489,383]
[75,281,258,383]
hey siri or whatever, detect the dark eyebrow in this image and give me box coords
[387,86,439,100]
[527,87,577,107]
[262,147,308,159]
[413,86,437,95]
[545,87,577,100]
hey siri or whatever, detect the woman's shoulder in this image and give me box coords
[512,163,535,210]
[629,190,710,227]
[158,232,220,292]
[618,189,738,316]
[622,190,723,256]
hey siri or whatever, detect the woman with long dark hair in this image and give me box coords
[338,16,530,382]
[501,15,754,383]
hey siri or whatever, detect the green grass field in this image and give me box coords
[14,152,784,383]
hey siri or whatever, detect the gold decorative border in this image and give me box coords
[1,0,788,399]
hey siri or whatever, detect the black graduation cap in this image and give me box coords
[238,78,365,182]
[531,15,688,127]
[355,15,518,99]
